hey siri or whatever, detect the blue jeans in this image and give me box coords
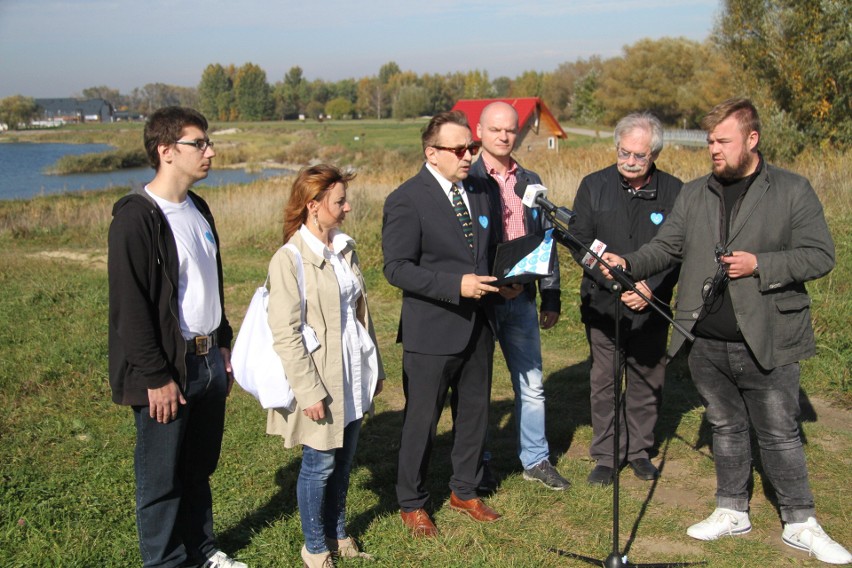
[133,349,228,568]
[494,293,549,470]
[298,419,362,554]
[688,338,815,523]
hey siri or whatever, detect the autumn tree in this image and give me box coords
[715,0,851,151]
[462,70,493,99]
[198,64,233,121]
[0,95,39,129]
[325,97,353,119]
[130,83,196,114]
[355,77,382,119]
[542,57,603,120]
[492,76,512,97]
[234,63,272,120]
[80,86,125,109]
[596,38,729,127]
[510,70,545,97]
[274,66,309,119]
[392,85,430,119]
[571,70,604,126]
[420,73,459,115]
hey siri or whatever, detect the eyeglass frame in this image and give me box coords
[432,143,479,159]
[616,147,651,164]
[175,139,214,151]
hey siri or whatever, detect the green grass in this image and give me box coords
[0,138,849,566]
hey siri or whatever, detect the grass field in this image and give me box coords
[0,122,849,566]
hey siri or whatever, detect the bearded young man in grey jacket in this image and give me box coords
[602,98,850,565]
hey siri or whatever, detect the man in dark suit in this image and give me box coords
[383,110,501,537]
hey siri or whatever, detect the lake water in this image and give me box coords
[0,142,287,200]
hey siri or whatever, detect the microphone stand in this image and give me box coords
[543,209,700,568]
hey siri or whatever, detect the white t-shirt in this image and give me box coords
[146,188,222,339]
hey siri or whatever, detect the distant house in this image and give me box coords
[451,97,567,152]
[34,98,115,125]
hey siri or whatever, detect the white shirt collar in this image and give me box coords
[425,162,465,198]
[298,224,355,258]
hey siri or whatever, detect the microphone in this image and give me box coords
[517,183,576,227]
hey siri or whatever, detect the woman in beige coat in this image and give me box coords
[267,165,384,567]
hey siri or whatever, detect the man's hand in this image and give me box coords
[721,251,758,279]
[148,381,186,424]
[303,399,326,421]
[600,252,627,280]
[461,274,499,299]
[499,283,524,300]
[220,347,234,395]
[540,311,559,330]
[621,280,652,312]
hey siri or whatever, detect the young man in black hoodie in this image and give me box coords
[108,107,245,568]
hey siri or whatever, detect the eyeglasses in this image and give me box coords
[175,139,214,151]
[433,144,479,159]
[617,148,650,164]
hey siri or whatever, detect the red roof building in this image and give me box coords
[451,97,567,153]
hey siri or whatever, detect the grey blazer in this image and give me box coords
[624,163,835,369]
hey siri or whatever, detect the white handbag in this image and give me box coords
[232,244,319,410]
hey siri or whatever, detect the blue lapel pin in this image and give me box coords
[650,212,664,225]
[478,215,488,229]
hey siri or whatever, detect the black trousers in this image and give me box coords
[396,312,494,511]
[587,323,668,464]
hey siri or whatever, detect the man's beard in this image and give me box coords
[713,147,752,181]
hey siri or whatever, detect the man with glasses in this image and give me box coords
[468,101,570,492]
[601,99,849,565]
[570,112,682,486]
[108,107,246,568]
[383,110,501,537]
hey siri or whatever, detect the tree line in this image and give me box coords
[1,1,848,159]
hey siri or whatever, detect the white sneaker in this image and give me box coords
[687,507,752,541]
[782,517,852,565]
[204,550,248,568]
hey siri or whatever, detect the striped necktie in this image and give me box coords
[451,184,474,249]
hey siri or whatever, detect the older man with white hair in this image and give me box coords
[571,112,682,486]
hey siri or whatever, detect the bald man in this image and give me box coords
[468,102,570,492]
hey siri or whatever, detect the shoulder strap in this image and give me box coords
[282,243,307,325]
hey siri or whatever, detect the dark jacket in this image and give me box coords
[468,156,561,314]
[571,164,682,330]
[624,163,834,368]
[382,164,495,355]
[107,186,232,406]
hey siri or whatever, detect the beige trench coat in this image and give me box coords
[266,230,384,450]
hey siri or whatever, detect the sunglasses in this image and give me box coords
[433,144,479,159]
[175,139,214,151]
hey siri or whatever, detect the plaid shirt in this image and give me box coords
[482,155,525,241]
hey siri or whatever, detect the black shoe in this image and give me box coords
[478,460,498,494]
[522,459,571,491]
[587,464,614,486]
[628,458,659,480]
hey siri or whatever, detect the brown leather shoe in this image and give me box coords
[400,508,438,537]
[449,492,501,522]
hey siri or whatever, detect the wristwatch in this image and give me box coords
[753,260,760,277]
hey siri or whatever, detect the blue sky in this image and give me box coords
[0,0,720,98]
